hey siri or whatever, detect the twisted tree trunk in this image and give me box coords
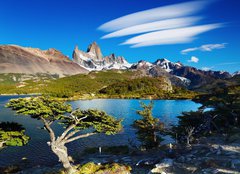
[0,141,6,148]
[40,115,95,174]
[41,117,76,174]
[51,142,76,174]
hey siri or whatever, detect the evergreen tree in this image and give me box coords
[132,101,164,149]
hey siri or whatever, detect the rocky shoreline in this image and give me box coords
[2,133,239,174]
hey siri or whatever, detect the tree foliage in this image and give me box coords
[195,85,240,129]
[100,77,169,95]
[0,122,29,147]
[62,109,122,135]
[132,101,164,149]
[7,97,72,120]
[78,162,132,174]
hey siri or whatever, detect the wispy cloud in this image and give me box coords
[102,17,201,39]
[98,1,209,32]
[188,56,199,63]
[98,0,223,48]
[121,24,222,47]
[181,43,227,54]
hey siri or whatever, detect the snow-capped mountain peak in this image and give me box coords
[153,58,182,72]
[131,60,153,70]
[73,42,132,71]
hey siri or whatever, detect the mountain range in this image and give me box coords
[0,42,238,90]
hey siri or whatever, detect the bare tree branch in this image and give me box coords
[40,116,56,142]
[64,130,80,141]
[58,112,88,142]
[58,124,76,142]
[70,110,88,122]
[65,132,97,144]
[48,121,53,126]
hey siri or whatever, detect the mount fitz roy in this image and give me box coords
[0,42,237,89]
[72,42,131,71]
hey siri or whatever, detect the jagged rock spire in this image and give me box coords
[87,42,103,61]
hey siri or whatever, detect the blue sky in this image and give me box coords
[0,0,240,73]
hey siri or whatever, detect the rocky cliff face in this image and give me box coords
[172,66,232,89]
[87,42,103,61]
[131,60,190,88]
[130,58,232,89]
[73,42,131,70]
[0,45,88,76]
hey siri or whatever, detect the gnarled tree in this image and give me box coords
[0,122,29,148]
[6,96,122,174]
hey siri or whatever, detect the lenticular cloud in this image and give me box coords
[122,24,222,46]
[98,0,223,48]
[99,0,208,32]
[101,17,202,39]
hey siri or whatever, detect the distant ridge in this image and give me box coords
[0,43,236,90]
[0,45,88,76]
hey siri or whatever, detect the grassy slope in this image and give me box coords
[0,70,197,99]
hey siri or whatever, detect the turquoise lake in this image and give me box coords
[0,96,201,168]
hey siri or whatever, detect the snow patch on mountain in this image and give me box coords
[153,58,182,72]
[130,60,153,70]
[175,76,191,86]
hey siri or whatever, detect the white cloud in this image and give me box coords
[121,24,222,47]
[130,37,195,48]
[98,0,209,32]
[98,0,223,48]
[181,43,227,54]
[188,56,199,63]
[102,17,201,39]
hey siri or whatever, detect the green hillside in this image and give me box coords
[0,70,197,99]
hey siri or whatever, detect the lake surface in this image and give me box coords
[0,96,201,168]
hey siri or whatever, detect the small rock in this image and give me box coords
[186,166,198,173]
[155,158,173,168]
[136,158,158,166]
[149,168,166,174]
